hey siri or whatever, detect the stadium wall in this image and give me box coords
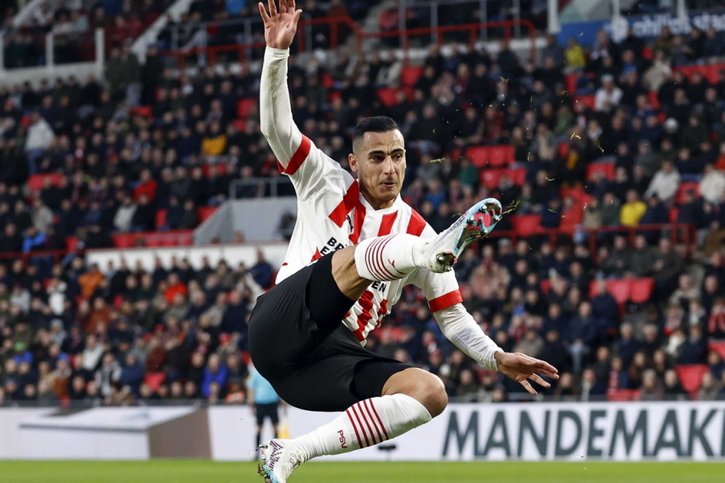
[2,402,724,461]
[86,243,289,272]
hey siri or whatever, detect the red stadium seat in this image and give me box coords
[144,372,166,392]
[586,161,616,181]
[198,206,218,223]
[401,65,423,86]
[674,64,723,83]
[376,87,399,107]
[465,145,514,168]
[647,91,660,109]
[675,364,710,398]
[511,214,542,236]
[565,73,579,95]
[676,181,700,204]
[606,388,641,401]
[507,167,526,185]
[27,173,63,192]
[668,207,679,223]
[236,98,256,119]
[155,209,168,229]
[466,146,489,167]
[590,279,631,306]
[574,95,595,110]
[709,341,725,361]
[607,279,631,306]
[481,169,504,190]
[488,145,515,166]
[629,278,654,304]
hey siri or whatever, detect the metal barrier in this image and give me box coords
[162,15,537,70]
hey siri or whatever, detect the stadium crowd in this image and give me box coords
[0,6,725,405]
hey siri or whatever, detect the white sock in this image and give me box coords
[353,234,428,281]
[290,394,432,461]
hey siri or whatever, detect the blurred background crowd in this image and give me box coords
[0,0,724,406]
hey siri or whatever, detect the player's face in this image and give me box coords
[350,130,406,210]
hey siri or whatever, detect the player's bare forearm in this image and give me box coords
[494,351,559,395]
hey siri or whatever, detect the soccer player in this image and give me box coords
[250,2,559,482]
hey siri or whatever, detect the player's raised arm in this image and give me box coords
[258,0,305,170]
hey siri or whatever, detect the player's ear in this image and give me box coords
[349,153,358,174]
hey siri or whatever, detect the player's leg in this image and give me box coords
[255,403,265,448]
[330,197,503,300]
[259,364,443,476]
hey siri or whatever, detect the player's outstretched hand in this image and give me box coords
[494,351,559,395]
[258,0,303,50]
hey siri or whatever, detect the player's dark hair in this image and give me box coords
[352,116,399,151]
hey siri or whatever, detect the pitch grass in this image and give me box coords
[0,460,723,483]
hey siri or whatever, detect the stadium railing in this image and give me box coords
[162,16,537,70]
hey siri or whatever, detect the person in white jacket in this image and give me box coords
[700,164,725,204]
[645,160,681,202]
[24,111,55,174]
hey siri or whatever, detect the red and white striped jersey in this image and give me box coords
[261,47,461,343]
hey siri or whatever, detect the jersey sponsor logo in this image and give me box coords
[370,280,387,292]
[312,236,347,261]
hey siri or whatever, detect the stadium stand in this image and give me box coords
[0,2,724,406]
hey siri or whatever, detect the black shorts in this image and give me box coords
[248,255,412,412]
[255,402,279,427]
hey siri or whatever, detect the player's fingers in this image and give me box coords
[293,8,302,24]
[279,0,287,13]
[520,379,537,395]
[268,0,277,16]
[258,2,270,23]
[529,373,550,388]
[286,0,295,12]
[535,361,559,378]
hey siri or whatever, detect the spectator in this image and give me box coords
[594,74,622,112]
[24,112,55,174]
[700,164,725,204]
[645,160,680,203]
[620,190,647,227]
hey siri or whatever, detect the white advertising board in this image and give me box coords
[2,402,724,461]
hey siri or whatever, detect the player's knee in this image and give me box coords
[414,374,447,417]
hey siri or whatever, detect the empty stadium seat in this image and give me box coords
[511,214,542,236]
[675,364,710,398]
[198,206,218,223]
[607,279,631,306]
[589,279,631,306]
[575,95,595,110]
[155,209,168,229]
[144,372,166,392]
[606,388,641,402]
[709,341,725,361]
[401,65,423,86]
[465,145,514,168]
[480,167,526,190]
[236,98,256,119]
[27,173,63,192]
[676,181,700,204]
[586,161,616,181]
[629,278,654,304]
[376,87,399,107]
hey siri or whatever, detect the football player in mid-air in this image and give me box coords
[249,1,559,481]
